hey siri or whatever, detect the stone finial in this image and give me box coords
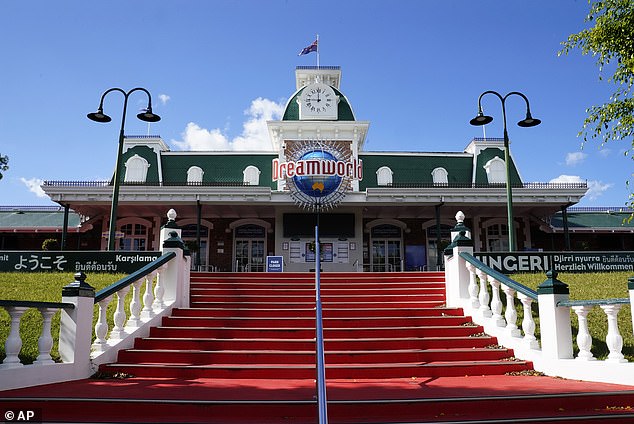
[455,211,465,224]
[164,209,179,229]
[62,272,95,297]
[537,269,569,295]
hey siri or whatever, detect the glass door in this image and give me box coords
[371,239,402,272]
[235,239,265,272]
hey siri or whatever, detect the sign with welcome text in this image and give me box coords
[273,140,362,210]
[474,251,634,274]
[0,251,161,273]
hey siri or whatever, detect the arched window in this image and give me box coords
[187,166,204,184]
[431,167,449,185]
[124,154,150,183]
[376,166,393,186]
[484,157,506,184]
[243,165,261,185]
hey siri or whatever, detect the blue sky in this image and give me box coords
[0,0,630,207]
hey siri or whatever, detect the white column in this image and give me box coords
[33,308,57,365]
[572,305,595,361]
[601,304,627,363]
[0,306,29,368]
[502,286,521,337]
[488,276,505,327]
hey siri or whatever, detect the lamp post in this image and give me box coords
[470,91,541,252]
[87,88,161,251]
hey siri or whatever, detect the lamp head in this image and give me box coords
[470,112,493,126]
[87,108,112,123]
[517,111,541,127]
[137,106,161,123]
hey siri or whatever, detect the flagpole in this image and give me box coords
[316,34,320,68]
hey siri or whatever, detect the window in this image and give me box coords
[431,167,448,185]
[376,166,393,186]
[187,166,204,184]
[119,223,148,251]
[243,165,261,185]
[483,157,506,184]
[124,154,150,183]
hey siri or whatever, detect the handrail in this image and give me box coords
[0,300,74,310]
[314,224,328,424]
[459,252,538,300]
[94,251,176,302]
[558,298,630,307]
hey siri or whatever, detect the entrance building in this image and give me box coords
[42,66,588,271]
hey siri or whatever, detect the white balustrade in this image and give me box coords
[600,304,627,363]
[34,308,57,365]
[109,286,130,341]
[126,279,144,329]
[1,306,29,369]
[475,269,492,318]
[487,276,505,327]
[465,262,480,309]
[141,272,156,319]
[152,267,166,311]
[517,293,539,350]
[572,305,595,361]
[92,297,111,353]
[502,286,521,337]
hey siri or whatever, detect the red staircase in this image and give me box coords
[102,271,530,380]
[3,272,634,423]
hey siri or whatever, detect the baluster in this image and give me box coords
[1,306,29,368]
[34,308,57,365]
[152,267,166,311]
[572,305,595,361]
[600,304,627,363]
[141,272,156,320]
[465,263,480,309]
[502,286,521,337]
[109,286,130,341]
[126,279,143,329]
[518,293,539,349]
[92,297,111,353]
[488,276,506,327]
[475,269,492,318]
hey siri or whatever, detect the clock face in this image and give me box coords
[300,83,337,119]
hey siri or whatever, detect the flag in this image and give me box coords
[298,39,318,56]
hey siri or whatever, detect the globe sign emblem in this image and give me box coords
[293,150,342,198]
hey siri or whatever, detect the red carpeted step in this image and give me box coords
[171,306,465,318]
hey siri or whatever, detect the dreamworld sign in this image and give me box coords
[272,141,363,209]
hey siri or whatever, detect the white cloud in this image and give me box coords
[171,97,284,151]
[565,152,587,166]
[158,94,170,105]
[549,174,612,200]
[20,177,46,198]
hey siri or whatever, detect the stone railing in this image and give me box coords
[444,213,634,385]
[0,219,190,391]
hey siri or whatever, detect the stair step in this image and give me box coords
[189,300,447,309]
[171,306,464,318]
[101,359,531,379]
[161,315,471,328]
[134,335,499,351]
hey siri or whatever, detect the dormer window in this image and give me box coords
[124,154,150,183]
[187,166,204,184]
[376,166,393,186]
[243,165,261,185]
[484,157,506,184]
[431,167,449,185]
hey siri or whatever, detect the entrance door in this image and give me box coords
[235,239,265,272]
[371,240,402,272]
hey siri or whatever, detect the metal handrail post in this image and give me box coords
[315,223,328,423]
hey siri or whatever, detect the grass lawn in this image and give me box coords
[0,272,126,364]
[513,271,633,361]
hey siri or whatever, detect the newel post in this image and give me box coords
[59,272,95,372]
[444,211,473,308]
[629,277,634,335]
[537,270,573,359]
[160,209,189,308]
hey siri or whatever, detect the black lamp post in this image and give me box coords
[87,88,160,251]
[470,91,540,252]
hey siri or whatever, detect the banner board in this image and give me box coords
[0,251,161,273]
[474,251,634,274]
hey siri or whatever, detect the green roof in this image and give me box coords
[359,153,473,190]
[474,147,522,185]
[283,86,355,121]
[551,209,634,230]
[0,207,81,229]
[161,153,276,188]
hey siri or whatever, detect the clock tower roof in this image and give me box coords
[282,66,355,121]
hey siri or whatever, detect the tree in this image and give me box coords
[559,0,634,154]
[0,154,7,180]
